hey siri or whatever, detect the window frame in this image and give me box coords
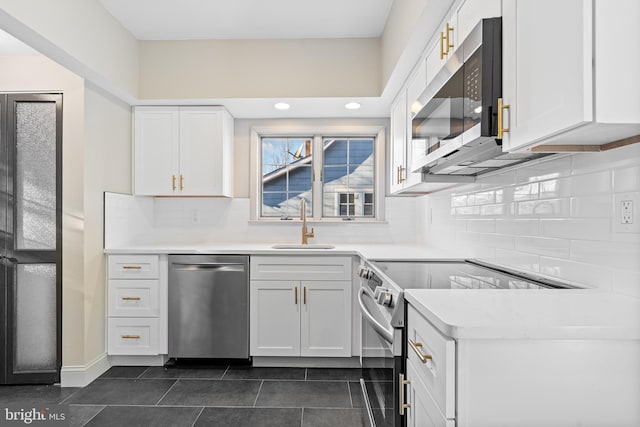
[250,125,385,222]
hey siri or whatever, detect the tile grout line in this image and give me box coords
[346,381,354,408]
[80,406,106,427]
[153,379,180,406]
[137,366,151,379]
[304,368,307,381]
[220,365,230,380]
[189,406,205,427]
[300,407,304,427]
[252,380,264,407]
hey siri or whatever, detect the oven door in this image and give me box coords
[359,287,403,427]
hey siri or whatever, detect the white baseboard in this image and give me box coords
[60,353,110,388]
[252,356,361,368]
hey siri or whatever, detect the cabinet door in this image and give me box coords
[300,280,351,357]
[406,359,455,427]
[133,107,180,195]
[390,90,408,194]
[179,107,229,196]
[502,0,593,151]
[250,281,300,356]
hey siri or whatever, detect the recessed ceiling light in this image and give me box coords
[345,102,361,110]
[274,102,290,110]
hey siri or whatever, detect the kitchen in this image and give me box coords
[0,0,639,426]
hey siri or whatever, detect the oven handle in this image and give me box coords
[358,287,394,344]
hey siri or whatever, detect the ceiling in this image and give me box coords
[98,0,394,40]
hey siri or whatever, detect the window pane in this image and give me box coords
[16,101,57,250]
[261,137,313,217]
[322,137,375,217]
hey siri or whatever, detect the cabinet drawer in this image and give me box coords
[407,305,455,419]
[108,255,159,279]
[406,358,455,427]
[108,280,159,317]
[108,318,159,355]
[250,256,351,281]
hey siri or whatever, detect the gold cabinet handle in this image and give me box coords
[399,373,411,415]
[179,174,184,190]
[294,286,298,305]
[172,174,176,191]
[303,286,307,305]
[121,335,141,339]
[121,296,141,301]
[409,339,433,363]
[445,23,454,54]
[439,31,446,59]
[122,266,142,270]
[399,165,405,183]
[497,98,510,139]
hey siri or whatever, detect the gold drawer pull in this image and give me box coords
[439,31,446,59]
[497,97,510,139]
[399,373,411,415]
[179,174,184,190]
[121,297,141,301]
[121,335,141,339]
[409,339,433,363]
[444,23,454,54]
[172,174,176,191]
[122,266,142,270]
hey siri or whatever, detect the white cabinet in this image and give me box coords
[133,106,234,196]
[501,0,640,152]
[406,359,454,427]
[107,255,168,356]
[250,257,352,357]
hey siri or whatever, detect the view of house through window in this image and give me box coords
[322,138,374,218]
[260,136,375,219]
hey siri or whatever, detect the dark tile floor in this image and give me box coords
[0,366,377,427]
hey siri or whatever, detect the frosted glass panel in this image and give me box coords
[15,264,57,372]
[16,102,57,250]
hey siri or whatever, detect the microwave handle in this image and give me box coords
[358,287,394,344]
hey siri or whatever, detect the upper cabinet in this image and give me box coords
[133,106,234,196]
[501,0,640,152]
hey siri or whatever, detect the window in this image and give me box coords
[322,138,374,218]
[261,137,312,218]
[251,125,385,222]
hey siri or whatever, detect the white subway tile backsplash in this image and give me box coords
[570,195,613,218]
[420,143,640,294]
[571,240,640,271]
[538,257,612,290]
[515,236,571,258]
[613,165,640,193]
[496,219,540,236]
[539,218,610,241]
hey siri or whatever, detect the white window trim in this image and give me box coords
[250,125,386,222]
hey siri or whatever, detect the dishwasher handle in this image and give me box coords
[171,262,246,272]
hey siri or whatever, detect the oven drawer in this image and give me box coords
[407,305,455,419]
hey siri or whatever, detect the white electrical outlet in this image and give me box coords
[621,200,633,224]
[614,193,640,233]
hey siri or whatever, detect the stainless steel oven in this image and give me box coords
[358,258,574,427]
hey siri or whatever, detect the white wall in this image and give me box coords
[417,143,640,297]
[83,83,132,364]
[139,38,380,99]
[0,0,138,99]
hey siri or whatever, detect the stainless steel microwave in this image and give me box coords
[409,18,545,177]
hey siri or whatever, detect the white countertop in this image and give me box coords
[104,243,467,261]
[405,289,640,340]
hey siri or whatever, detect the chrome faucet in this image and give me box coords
[300,199,314,245]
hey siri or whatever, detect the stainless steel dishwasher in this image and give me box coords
[168,255,249,359]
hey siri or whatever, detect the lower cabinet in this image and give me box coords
[106,254,168,356]
[406,359,454,427]
[250,256,352,357]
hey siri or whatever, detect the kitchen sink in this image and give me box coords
[271,244,335,250]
